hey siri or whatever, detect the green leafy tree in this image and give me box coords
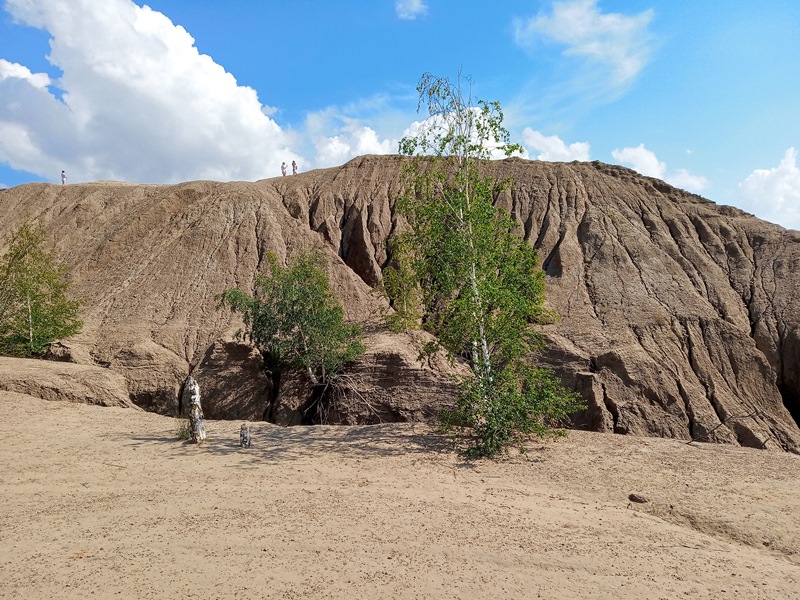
[217,251,365,399]
[0,222,83,357]
[387,72,584,457]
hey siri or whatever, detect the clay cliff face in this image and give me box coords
[0,156,798,451]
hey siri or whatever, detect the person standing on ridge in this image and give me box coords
[281,162,287,176]
[292,160,298,175]
[61,170,66,185]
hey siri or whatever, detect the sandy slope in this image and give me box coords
[0,392,798,599]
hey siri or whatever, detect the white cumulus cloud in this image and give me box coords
[612,144,665,178]
[306,109,395,168]
[0,58,51,89]
[513,0,654,87]
[400,110,524,161]
[612,144,708,193]
[0,0,299,183]
[395,0,428,20]
[669,169,709,194]
[522,128,590,161]
[738,148,800,229]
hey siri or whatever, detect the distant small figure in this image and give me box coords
[281,162,287,176]
[61,170,66,185]
[239,422,251,448]
[292,160,298,175]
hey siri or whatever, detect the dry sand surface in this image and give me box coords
[1,391,799,599]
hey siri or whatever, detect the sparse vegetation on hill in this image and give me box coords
[0,222,82,357]
[387,73,584,456]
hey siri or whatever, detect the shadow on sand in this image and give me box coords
[124,421,473,465]
[125,421,552,470]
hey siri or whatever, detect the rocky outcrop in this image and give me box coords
[0,156,798,451]
[319,330,465,425]
[191,341,272,421]
[188,331,461,427]
[0,357,137,408]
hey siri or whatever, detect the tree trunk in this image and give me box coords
[26,294,33,354]
[185,375,206,444]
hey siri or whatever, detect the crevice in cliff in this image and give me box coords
[532,192,553,250]
[778,383,800,428]
[705,391,727,435]
[307,187,321,233]
[337,205,349,260]
[177,378,186,416]
[676,380,696,439]
[541,231,564,277]
[746,280,758,338]
[254,208,266,274]
[577,205,602,321]
[682,318,727,430]
[664,213,710,301]
[383,209,401,270]
[263,368,281,422]
[601,383,622,433]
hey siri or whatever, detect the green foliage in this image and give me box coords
[216,251,365,386]
[0,222,82,357]
[441,365,584,458]
[398,72,523,162]
[174,418,192,442]
[395,170,550,367]
[378,236,422,333]
[387,72,584,457]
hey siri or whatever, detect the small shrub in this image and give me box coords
[441,365,585,458]
[174,418,192,442]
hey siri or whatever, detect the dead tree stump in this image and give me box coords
[240,423,251,448]
[185,376,206,444]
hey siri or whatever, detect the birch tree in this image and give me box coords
[0,222,82,357]
[388,72,583,456]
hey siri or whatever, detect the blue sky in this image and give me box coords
[1,0,799,228]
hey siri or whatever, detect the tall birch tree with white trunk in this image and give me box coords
[389,72,584,456]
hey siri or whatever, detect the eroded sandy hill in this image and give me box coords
[1,156,799,450]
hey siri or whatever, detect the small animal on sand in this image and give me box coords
[240,423,251,448]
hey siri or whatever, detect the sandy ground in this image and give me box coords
[0,391,798,599]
